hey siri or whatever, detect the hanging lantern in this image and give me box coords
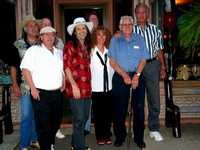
[164,12,176,29]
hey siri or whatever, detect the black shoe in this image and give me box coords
[135,141,146,149]
[114,140,123,147]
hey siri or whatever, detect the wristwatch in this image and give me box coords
[136,72,141,77]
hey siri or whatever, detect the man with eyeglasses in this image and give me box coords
[108,15,149,148]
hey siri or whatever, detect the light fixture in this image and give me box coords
[176,0,193,5]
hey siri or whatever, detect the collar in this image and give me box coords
[93,46,108,55]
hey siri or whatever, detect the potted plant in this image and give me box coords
[177,2,200,63]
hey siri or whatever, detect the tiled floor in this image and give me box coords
[1,124,200,150]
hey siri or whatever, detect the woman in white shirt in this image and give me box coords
[90,26,113,145]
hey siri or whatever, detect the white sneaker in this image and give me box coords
[56,129,65,139]
[149,131,164,141]
[21,148,29,150]
[30,141,40,149]
[51,144,55,150]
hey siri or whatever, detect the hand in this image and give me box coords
[160,67,167,79]
[131,75,139,89]
[122,73,131,85]
[72,84,81,99]
[11,84,21,97]
[60,81,65,92]
[31,87,40,101]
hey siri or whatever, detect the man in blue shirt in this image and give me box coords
[108,15,149,148]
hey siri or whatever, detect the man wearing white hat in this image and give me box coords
[20,26,65,150]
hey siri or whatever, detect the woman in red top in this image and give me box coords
[63,17,93,150]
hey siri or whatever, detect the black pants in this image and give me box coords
[92,91,112,140]
[31,89,63,150]
[112,72,145,144]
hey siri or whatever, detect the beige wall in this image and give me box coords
[16,0,34,38]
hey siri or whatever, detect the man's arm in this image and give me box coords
[157,50,167,79]
[10,66,21,97]
[132,59,146,89]
[22,68,40,100]
[109,58,131,85]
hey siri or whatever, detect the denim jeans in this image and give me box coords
[20,94,37,148]
[84,102,92,132]
[70,98,91,150]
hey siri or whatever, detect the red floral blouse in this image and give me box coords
[63,41,91,99]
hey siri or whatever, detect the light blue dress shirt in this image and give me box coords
[108,33,150,72]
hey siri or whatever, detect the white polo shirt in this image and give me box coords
[20,44,64,90]
[90,46,114,92]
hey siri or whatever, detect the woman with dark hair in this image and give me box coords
[63,17,93,150]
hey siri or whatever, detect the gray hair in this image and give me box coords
[119,16,134,30]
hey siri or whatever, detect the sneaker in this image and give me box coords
[21,148,29,150]
[30,141,40,149]
[149,131,164,141]
[56,129,65,139]
[85,146,91,150]
[51,144,55,150]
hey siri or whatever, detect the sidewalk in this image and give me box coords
[0,124,199,150]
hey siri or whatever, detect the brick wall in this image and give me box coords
[1,81,200,126]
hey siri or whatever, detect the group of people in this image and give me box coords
[10,2,166,150]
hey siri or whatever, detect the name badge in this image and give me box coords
[133,45,140,49]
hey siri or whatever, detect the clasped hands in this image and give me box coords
[123,73,139,89]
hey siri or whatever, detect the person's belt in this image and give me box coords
[37,88,60,92]
[146,57,157,63]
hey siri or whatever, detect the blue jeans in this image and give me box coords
[20,94,37,148]
[84,102,92,132]
[70,98,91,150]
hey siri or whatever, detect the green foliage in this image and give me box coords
[177,3,200,60]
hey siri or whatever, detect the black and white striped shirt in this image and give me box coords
[133,23,164,59]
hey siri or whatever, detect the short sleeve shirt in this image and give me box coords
[133,23,164,59]
[63,41,91,99]
[20,44,64,90]
[108,33,150,72]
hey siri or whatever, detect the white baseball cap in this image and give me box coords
[40,26,56,34]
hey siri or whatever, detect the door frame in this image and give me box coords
[53,0,113,40]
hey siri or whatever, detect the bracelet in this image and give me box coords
[136,72,141,77]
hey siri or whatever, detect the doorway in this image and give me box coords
[64,7,103,41]
[53,0,113,42]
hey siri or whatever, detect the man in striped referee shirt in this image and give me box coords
[134,3,167,142]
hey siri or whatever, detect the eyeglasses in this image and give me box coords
[120,23,133,27]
